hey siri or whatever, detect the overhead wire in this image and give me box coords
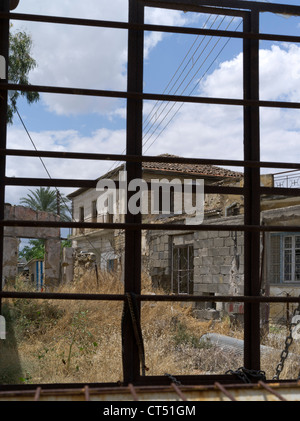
[107,12,241,174]
[143,15,241,153]
[15,107,103,260]
[142,12,215,133]
[144,17,243,154]
[100,15,219,179]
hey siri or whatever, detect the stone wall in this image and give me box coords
[193,216,244,318]
[3,204,61,287]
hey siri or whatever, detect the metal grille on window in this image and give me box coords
[172,245,194,294]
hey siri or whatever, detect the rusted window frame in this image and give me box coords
[0,0,300,390]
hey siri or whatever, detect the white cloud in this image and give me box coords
[144,43,300,167]
[5,126,127,204]
[12,0,189,117]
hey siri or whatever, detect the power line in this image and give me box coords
[106,13,238,176]
[142,14,230,148]
[143,17,242,154]
[15,107,102,259]
[142,13,215,133]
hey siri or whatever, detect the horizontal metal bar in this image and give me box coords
[0,291,125,301]
[0,378,299,394]
[2,83,300,109]
[4,176,243,195]
[5,176,300,196]
[142,0,248,17]
[4,149,300,171]
[260,186,300,197]
[1,220,300,233]
[1,291,299,304]
[1,12,132,30]
[2,12,300,42]
[5,176,96,188]
[144,0,300,16]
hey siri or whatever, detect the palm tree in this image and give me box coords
[20,187,71,221]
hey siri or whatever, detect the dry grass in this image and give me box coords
[1,271,299,385]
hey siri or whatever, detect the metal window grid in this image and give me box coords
[0,0,300,391]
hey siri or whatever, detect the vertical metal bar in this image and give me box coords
[128,383,139,401]
[214,382,237,401]
[33,387,41,401]
[84,385,90,401]
[123,0,144,384]
[243,9,261,371]
[258,381,287,401]
[171,383,188,401]
[0,0,10,315]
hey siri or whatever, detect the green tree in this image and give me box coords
[20,187,71,221]
[19,239,45,262]
[8,26,40,123]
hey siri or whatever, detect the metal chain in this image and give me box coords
[226,367,266,383]
[164,373,182,385]
[273,296,300,381]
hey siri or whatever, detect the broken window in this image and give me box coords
[172,244,194,294]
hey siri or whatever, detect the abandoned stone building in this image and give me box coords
[3,156,299,324]
[67,153,243,272]
[67,155,300,321]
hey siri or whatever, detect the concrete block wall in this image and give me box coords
[193,216,244,315]
[146,230,172,291]
[146,216,245,317]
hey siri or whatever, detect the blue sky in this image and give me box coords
[5,0,300,206]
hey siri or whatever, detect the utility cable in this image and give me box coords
[15,107,102,260]
[144,18,242,154]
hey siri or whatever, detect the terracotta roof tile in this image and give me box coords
[142,154,242,178]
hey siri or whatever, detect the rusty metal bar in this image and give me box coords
[5,175,300,198]
[243,9,261,373]
[3,10,300,41]
[2,220,300,234]
[214,382,237,401]
[171,383,188,401]
[1,82,300,109]
[258,381,287,401]
[142,0,248,17]
[84,386,90,401]
[143,0,300,16]
[128,383,139,401]
[122,0,145,385]
[33,387,41,401]
[4,176,244,195]
[1,290,299,305]
[0,0,9,316]
[3,148,300,172]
